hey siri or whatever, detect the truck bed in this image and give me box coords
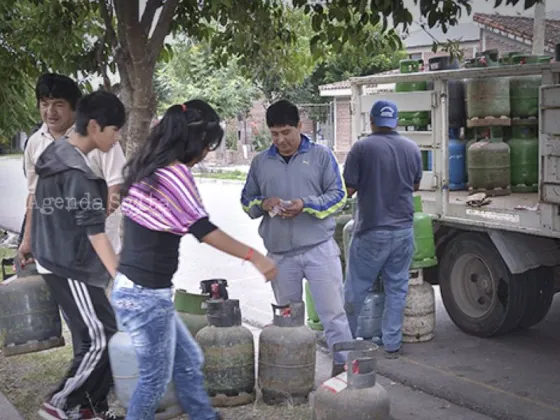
[418,191,539,211]
[416,190,547,236]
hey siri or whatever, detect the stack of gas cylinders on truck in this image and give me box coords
[395,50,552,196]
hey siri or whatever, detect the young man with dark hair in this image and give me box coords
[241,99,353,375]
[18,73,126,269]
[343,100,422,359]
[34,90,126,420]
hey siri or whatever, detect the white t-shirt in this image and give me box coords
[24,124,126,263]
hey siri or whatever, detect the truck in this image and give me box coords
[348,60,560,338]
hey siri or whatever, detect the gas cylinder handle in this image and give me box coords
[271,301,305,327]
[346,352,377,390]
[207,298,242,328]
[332,340,379,389]
[1,258,13,281]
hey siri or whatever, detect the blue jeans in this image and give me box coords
[344,228,414,352]
[111,273,218,420]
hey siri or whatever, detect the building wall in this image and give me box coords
[333,97,352,163]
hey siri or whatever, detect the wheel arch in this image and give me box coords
[425,223,560,285]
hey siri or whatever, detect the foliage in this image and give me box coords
[250,121,273,152]
[226,130,238,151]
[0,0,540,152]
[282,23,407,123]
[155,40,260,119]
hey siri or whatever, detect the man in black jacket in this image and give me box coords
[33,90,126,420]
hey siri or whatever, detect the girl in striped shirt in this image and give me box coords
[111,100,276,420]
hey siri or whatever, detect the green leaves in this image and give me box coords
[154,41,260,120]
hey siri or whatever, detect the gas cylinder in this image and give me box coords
[395,59,430,127]
[464,127,477,185]
[108,331,182,420]
[356,279,384,343]
[313,340,390,420]
[258,301,316,405]
[174,279,229,337]
[342,219,354,268]
[196,298,255,407]
[174,289,208,336]
[335,212,353,275]
[467,126,511,196]
[402,270,436,343]
[411,196,437,269]
[305,281,323,331]
[509,54,543,119]
[466,54,510,120]
[448,128,466,191]
[509,122,539,193]
[0,261,65,357]
[429,56,466,129]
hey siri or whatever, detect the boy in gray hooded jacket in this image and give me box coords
[33,91,125,420]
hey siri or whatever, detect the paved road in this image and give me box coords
[2,157,560,419]
[0,156,27,233]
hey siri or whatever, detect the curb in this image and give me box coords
[193,176,246,185]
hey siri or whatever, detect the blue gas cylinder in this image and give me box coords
[449,128,466,190]
[356,279,384,342]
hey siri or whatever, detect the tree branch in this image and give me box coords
[98,0,117,48]
[140,0,163,36]
[147,0,180,59]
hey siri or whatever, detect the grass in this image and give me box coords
[194,169,247,181]
[0,322,313,420]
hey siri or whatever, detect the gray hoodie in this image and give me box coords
[31,138,110,288]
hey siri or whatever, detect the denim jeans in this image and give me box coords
[111,273,218,420]
[344,228,414,352]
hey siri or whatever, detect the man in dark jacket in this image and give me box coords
[33,90,126,420]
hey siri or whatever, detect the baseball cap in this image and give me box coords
[370,100,398,128]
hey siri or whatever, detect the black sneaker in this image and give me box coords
[79,407,124,420]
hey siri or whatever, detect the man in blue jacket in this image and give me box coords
[241,100,353,373]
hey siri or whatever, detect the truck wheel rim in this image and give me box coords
[451,254,496,319]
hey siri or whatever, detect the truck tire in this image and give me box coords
[439,232,528,337]
[517,266,554,329]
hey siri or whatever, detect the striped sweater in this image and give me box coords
[121,164,208,236]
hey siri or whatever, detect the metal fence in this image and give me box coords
[297,102,335,150]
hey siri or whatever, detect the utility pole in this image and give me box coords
[532,0,546,55]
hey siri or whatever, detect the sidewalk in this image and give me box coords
[0,392,23,420]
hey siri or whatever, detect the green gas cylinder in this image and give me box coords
[411,196,437,269]
[395,59,430,127]
[174,289,209,337]
[305,280,323,331]
[342,219,354,268]
[509,54,544,119]
[467,127,511,196]
[510,121,539,193]
[466,54,510,119]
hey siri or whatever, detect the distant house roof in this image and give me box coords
[319,68,400,92]
[402,22,480,49]
[473,12,560,52]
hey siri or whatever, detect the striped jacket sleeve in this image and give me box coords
[241,160,265,219]
[301,148,347,219]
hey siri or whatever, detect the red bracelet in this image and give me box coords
[244,248,254,262]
